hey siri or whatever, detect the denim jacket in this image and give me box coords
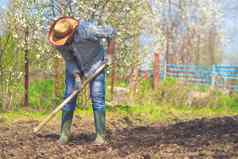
[56,20,116,77]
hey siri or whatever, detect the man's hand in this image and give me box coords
[74,74,82,91]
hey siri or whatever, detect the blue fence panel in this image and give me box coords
[165,64,212,84]
[160,64,238,91]
[214,65,238,80]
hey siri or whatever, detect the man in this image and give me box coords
[48,16,116,145]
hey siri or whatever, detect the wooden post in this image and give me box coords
[110,61,115,101]
[153,53,160,90]
[143,71,148,80]
[164,59,167,80]
[211,64,216,89]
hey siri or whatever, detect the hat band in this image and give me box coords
[54,26,73,39]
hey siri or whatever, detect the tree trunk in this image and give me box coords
[208,28,216,65]
[129,37,140,102]
[53,54,63,99]
[195,35,201,64]
[24,28,29,107]
[129,66,139,101]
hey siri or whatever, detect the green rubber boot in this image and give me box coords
[59,110,74,144]
[93,110,106,145]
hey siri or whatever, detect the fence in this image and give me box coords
[161,64,238,91]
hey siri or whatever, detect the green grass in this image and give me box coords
[28,80,55,110]
[14,79,59,110]
[0,110,49,124]
[106,102,238,124]
[0,107,93,124]
[1,103,238,125]
[1,78,238,126]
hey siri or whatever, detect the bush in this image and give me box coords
[15,79,58,111]
[134,77,238,108]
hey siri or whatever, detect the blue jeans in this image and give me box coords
[63,65,105,112]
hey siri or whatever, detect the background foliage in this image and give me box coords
[0,0,231,111]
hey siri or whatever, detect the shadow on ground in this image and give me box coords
[1,116,238,158]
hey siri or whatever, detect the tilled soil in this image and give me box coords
[1,116,238,159]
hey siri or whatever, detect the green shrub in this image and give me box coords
[28,80,55,110]
[134,77,238,109]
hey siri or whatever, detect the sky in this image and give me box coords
[0,0,8,10]
[143,0,238,65]
[220,0,238,64]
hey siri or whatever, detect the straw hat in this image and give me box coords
[48,16,79,46]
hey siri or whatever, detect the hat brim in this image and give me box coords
[48,16,79,47]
